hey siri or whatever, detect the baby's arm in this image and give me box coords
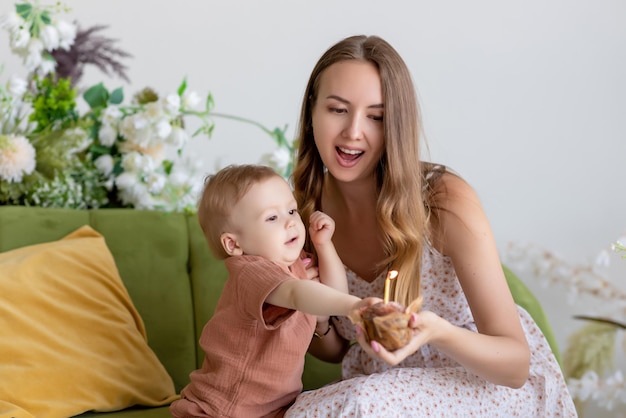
[309,211,348,293]
[265,276,376,317]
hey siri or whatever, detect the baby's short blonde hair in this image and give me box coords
[197,164,281,259]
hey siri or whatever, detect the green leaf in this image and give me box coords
[109,87,124,105]
[88,144,112,157]
[177,78,187,96]
[40,10,51,25]
[162,160,174,175]
[205,93,214,112]
[15,4,32,19]
[83,83,109,109]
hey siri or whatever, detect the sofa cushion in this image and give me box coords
[0,226,178,417]
[0,207,202,393]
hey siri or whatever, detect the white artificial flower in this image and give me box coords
[100,105,123,124]
[37,58,56,76]
[181,91,201,110]
[24,40,44,72]
[65,127,91,154]
[39,24,60,51]
[0,11,23,32]
[568,370,599,402]
[98,124,118,147]
[155,119,172,139]
[55,20,76,50]
[144,102,164,119]
[595,249,611,268]
[121,151,157,174]
[162,94,180,114]
[167,126,189,149]
[115,171,139,190]
[120,114,150,147]
[145,172,166,194]
[10,27,30,51]
[7,75,27,97]
[94,154,114,176]
[270,147,291,171]
[0,135,36,183]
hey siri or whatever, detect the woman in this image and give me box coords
[286,35,576,417]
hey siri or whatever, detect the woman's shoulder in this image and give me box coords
[422,163,477,209]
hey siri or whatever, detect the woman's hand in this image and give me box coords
[302,257,320,282]
[355,310,444,366]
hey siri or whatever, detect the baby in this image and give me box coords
[170,164,377,418]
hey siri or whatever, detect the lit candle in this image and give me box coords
[383,270,398,304]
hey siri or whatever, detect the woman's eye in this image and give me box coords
[329,107,346,114]
[370,115,383,122]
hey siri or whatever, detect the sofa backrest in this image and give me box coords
[0,206,227,392]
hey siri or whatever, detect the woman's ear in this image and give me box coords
[221,233,243,256]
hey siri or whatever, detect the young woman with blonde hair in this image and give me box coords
[286,35,576,417]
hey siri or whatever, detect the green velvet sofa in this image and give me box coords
[0,206,559,417]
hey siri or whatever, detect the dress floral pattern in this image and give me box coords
[286,245,577,417]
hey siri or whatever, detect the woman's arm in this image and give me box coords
[308,316,352,363]
[356,173,530,388]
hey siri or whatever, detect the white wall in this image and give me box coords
[2,0,625,414]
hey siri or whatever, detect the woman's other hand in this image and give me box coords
[302,257,320,282]
[355,310,443,366]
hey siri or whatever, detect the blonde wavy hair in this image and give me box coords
[292,35,442,306]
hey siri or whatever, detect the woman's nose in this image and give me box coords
[343,114,363,140]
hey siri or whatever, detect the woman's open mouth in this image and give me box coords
[336,146,363,166]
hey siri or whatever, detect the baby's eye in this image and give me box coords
[266,215,278,222]
[288,209,298,215]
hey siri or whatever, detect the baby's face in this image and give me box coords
[227,176,305,267]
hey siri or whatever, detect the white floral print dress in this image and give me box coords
[286,245,577,418]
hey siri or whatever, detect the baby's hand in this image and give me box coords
[309,211,335,246]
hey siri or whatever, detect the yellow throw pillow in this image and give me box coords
[0,226,178,418]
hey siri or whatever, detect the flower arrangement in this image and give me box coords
[505,236,626,414]
[0,1,294,212]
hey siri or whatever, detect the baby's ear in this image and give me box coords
[221,233,243,256]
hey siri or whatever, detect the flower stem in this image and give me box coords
[210,112,274,136]
[573,315,626,329]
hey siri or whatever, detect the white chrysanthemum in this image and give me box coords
[55,20,76,50]
[40,24,60,51]
[98,124,118,147]
[7,75,27,96]
[0,135,36,183]
[94,155,114,177]
[181,91,201,110]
